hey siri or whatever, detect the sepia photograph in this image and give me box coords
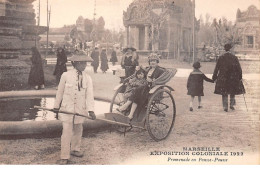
[0,0,259,165]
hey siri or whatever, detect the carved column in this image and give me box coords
[253,35,256,49]
[125,25,129,47]
[134,26,139,50]
[144,25,150,50]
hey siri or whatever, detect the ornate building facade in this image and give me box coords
[0,0,46,58]
[123,0,199,60]
[235,5,260,54]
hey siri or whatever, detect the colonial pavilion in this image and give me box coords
[235,5,260,55]
[123,0,199,60]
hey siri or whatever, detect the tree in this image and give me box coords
[197,14,215,46]
[213,17,242,47]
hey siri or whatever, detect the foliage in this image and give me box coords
[213,17,242,47]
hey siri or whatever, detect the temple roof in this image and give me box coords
[236,5,260,22]
[123,0,186,26]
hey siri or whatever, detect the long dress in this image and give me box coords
[100,51,109,72]
[28,48,45,87]
[121,55,138,78]
[91,50,99,72]
[53,49,67,84]
[110,50,118,65]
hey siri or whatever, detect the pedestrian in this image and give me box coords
[121,47,139,78]
[90,47,99,73]
[212,43,245,112]
[28,47,45,90]
[100,48,109,73]
[187,61,214,111]
[110,48,118,66]
[53,52,96,165]
[117,68,148,119]
[53,47,67,85]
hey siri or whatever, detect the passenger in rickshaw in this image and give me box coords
[118,53,165,120]
[116,68,148,117]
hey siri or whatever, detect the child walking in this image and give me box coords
[187,62,214,111]
[117,68,148,119]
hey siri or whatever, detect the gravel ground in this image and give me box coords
[0,73,259,164]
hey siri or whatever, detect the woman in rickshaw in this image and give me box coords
[117,53,165,120]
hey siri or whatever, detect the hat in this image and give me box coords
[224,43,232,51]
[122,47,136,53]
[148,53,160,61]
[192,61,201,69]
[68,51,93,62]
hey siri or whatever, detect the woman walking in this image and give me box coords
[53,47,67,85]
[121,47,139,78]
[110,48,118,66]
[100,48,109,73]
[90,47,99,73]
[28,47,45,90]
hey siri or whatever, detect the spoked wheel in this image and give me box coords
[146,89,176,141]
[110,86,132,133]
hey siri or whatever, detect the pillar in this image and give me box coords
[253,35,256,49]
[124,25,129,47]
[144,25,150,50]
[134,26,139,50]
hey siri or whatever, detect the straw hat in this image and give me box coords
[68,51,93,62]
[148,53,160,61]
[122,47,136,53]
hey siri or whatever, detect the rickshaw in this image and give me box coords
[106,67,177,141]
[35,68,177,142]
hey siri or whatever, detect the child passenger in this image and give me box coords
[117,68,148,119]
[187,62,214,111]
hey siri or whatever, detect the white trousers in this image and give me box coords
[61,122,83,159]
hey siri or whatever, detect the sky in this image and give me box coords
[33,0,260,31]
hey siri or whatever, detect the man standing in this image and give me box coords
[212,43,245,112]
[54,51,96,164]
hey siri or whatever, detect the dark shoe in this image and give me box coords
[56,159,69,165]
[198,106,203,109]
[230,106,235,110]
[70,151,84,158]
[224,109,228,112]
[189,107,193,111]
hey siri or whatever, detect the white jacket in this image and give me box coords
[54,69,95,124]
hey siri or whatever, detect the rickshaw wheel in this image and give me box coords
[110,86,132,133]
[146,89,176,141]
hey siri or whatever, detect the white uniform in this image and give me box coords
[54,68,94,159]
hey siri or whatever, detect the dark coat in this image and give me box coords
[28,48,45,86]
[212,52,245,95]
[121,55,139,78]
[53,50,67,77]
[110,50,118,63]
[187,69,214,96]
[100,51,109,71]
[146,66,165,80]
[91,50,99,68]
